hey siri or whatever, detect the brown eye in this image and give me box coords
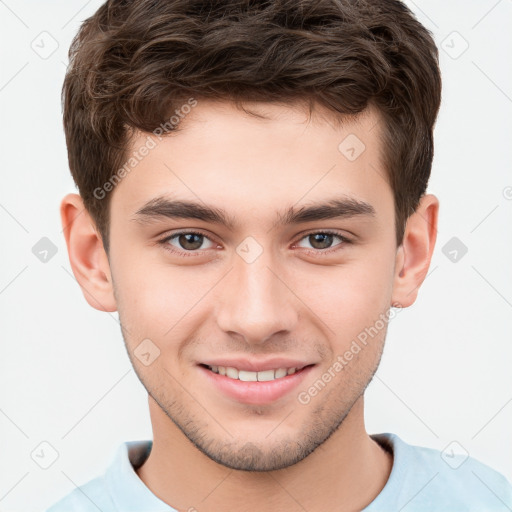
[295,231,349,253]
[177,233,204,250]
[308,233,335,250]
[160,231,216,253]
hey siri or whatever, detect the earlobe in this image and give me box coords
[60,193,117,312]
[391,194,439,308]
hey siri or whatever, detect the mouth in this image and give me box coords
[199,363,313,382]
[197,362,317,405]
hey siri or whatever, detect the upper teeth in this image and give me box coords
[208,365,298,381]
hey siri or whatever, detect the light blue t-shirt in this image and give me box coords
[47,433,512,511]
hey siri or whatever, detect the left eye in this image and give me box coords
[295,231,347,251]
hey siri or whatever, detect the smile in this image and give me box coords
[204,364,305,382]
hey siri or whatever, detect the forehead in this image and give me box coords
[110,99,392,228]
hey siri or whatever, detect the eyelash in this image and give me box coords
[157,229,352,258]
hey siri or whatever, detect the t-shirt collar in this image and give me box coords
[105,439,176,511]
[104,434,402,511]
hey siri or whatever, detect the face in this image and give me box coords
[108,99,400,471]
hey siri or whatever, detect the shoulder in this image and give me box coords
[369,433,512,511]
[45,440,156,511]
[46,475,115,512]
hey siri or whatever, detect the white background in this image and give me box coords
[1,0,511,510]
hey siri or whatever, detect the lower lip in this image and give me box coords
[198,365,315,405]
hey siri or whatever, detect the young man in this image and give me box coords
[50,0,512,510]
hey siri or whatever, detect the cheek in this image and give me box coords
[291,255,394,340]
[113,256,214,343]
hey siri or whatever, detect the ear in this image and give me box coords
[391,194,439,308]
[60,193,117,312]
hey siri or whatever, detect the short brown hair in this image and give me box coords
[62,0,441,254]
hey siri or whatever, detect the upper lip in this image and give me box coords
[199,358,315,373]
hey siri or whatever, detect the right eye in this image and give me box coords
[159,230,218,256]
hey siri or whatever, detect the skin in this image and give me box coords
[61,99,438,511]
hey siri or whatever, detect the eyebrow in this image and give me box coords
[131,195,376,230]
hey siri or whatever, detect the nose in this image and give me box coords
[215,248,299,346]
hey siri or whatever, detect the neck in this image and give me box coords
[136,395,393,512]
